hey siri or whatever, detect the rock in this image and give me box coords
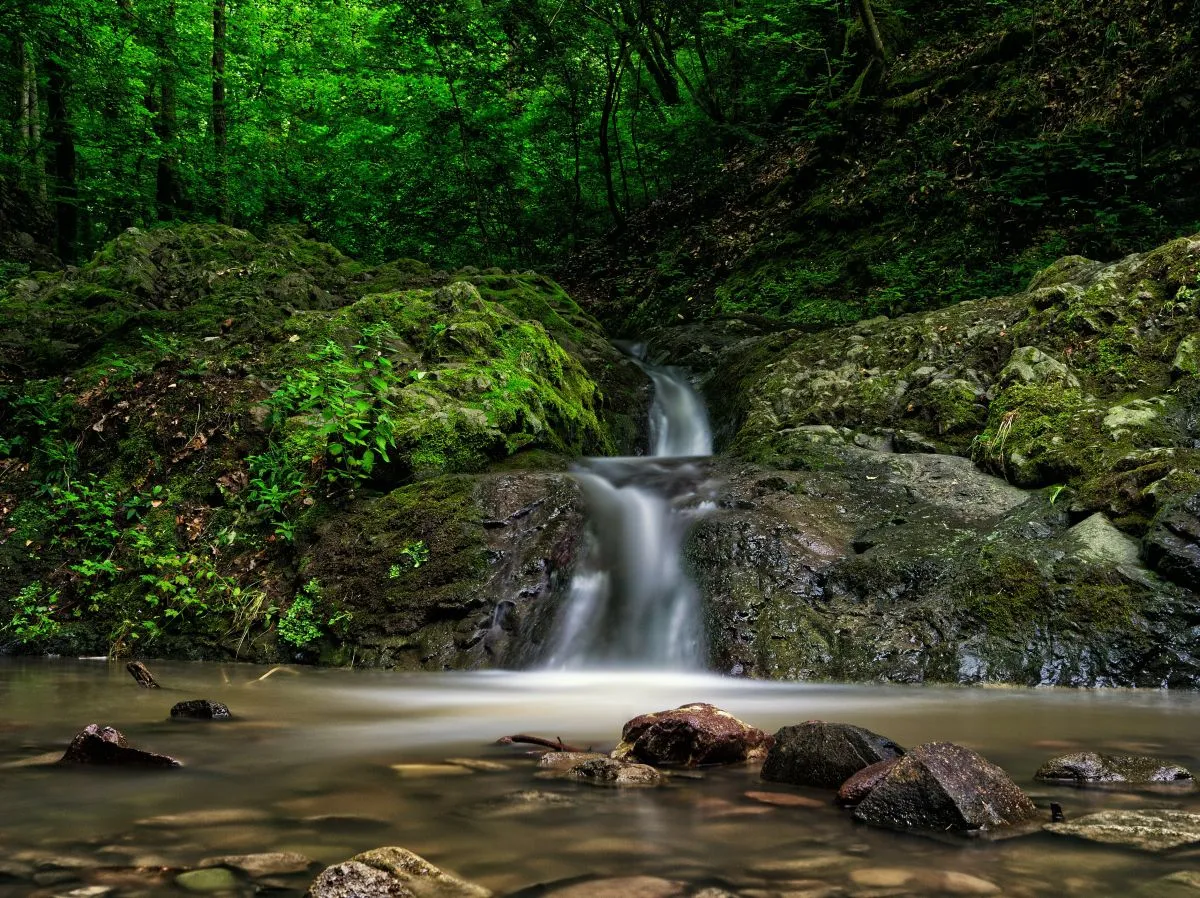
[611,703,771,767]
[470,790,578,818]
[744,790,826,809]
[308,847,490,898]
[1065,514,1142,568]
[999,346,1080,389]
[170,700,232,720]
[538,752,608,770]
[175,868,242,892]
[836,757,901,806]
[564,757,661,785]
[391,763,472,777]
[1035,751,1193,786]
[444,758,509,772]
[537,876,685,898]
[852,741,1036,832]
[760,720,904,788]
[137,808,270,827]
[308,861,414,898]
[848,868,1000,895]
[200,852,313,877]
[1174,335,1200,378]
[1046,809,1200,852]
[746,855,854,877]
[1134,871,1200,897]
[1145,491,1200,591]
[58,725,182,768]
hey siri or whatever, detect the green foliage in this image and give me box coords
[399,539,430,570]
[4,582,62,646]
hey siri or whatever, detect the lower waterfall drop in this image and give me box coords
[541,351,712,669]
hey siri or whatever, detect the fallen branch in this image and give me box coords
[496,734,590,753]
[251,666,301,683]
[126,661,160,689]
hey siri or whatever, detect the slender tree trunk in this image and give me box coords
[856,0,887,63]
[431,39,492,260]
[156,0,181,220]
[17,40,46,201]
[44,54,77,261]
[212,0,228,222]
[599,42,627,231]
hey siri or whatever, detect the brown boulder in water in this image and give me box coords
[853,741,1036,831]
[612,703,771,767]
[1035,751,1193,787]
[58,724,182,768]
[836,757,902,806]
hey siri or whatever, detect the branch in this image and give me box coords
[496,734,590,753]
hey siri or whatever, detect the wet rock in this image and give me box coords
[55,887,113,898]
[58,725,181,768]
[1145,491,1200,591]
[612,703,771,767]
[564,757,661,785]
[850,868,1000,895]
[746,855,854,877]
[760,720,904,788]
[444,758,509,772]
[392,763,472,777]
[836,757,901,806]
[471,790,578,818]
[1046,809,1200,852]
[170,700,232,720]
[308,847,490,898]
[307,861,413,898]
[537,876,686,898]
[852,742,1036,832]
[998,346,1080,389]
[199,852,313,877]
[137,808,270,827]
[744,790,825,809]
[1134,871,1200,897]
[538,752,608,770]
[175,868,242,892]
[1035,751,1193,786]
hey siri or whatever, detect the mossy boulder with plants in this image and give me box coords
[0,224,642,664]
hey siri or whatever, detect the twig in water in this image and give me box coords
[496,734,590,753]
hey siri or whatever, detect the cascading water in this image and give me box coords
[541,349,712,669]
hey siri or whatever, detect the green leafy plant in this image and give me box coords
[278,578,325,648]
[4,583,62,646]
[399,539,430,569]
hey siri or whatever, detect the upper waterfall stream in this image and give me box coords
[541,351,712,669]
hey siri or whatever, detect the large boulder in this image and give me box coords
[1035,751,1193,787]
[760,720,904,788]
[852,742,1036,832]
[1145,492,1200,592]
[58,725,182,768]
[307,847,489,898]
[611,703,771,767]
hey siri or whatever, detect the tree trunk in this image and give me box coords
[156,0,181,220]
[599,42,627,231]
[856,0,887,63]
[44,54,77,261]
[17,40,45,200]
[212,0,228,222]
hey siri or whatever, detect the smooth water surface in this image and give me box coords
[3,660,1200,897]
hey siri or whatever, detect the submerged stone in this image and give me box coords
[199,853,313,877]
[538,751,608,770]
[1046,809,1200,852]
[564,757,661,785]
[760,720,904,788]
[537,876,686,898]
[1035,751,1193,786]
[612,703,771,767]
[176,868,241,892]
[852,742,1036,832]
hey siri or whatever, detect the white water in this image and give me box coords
[542,356,712,669]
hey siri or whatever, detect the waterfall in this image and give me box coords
[541,354,712,669]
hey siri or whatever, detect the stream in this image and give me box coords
[3,661,1200,896]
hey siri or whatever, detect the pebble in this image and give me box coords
[445,758,510,772]
[748,855,854,878]
[391,763,472,777]
[198,852,312,877]
[175,867,242,892]
[136,809,270,827]
[744,791,827,809]
[849,868,1000,895]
